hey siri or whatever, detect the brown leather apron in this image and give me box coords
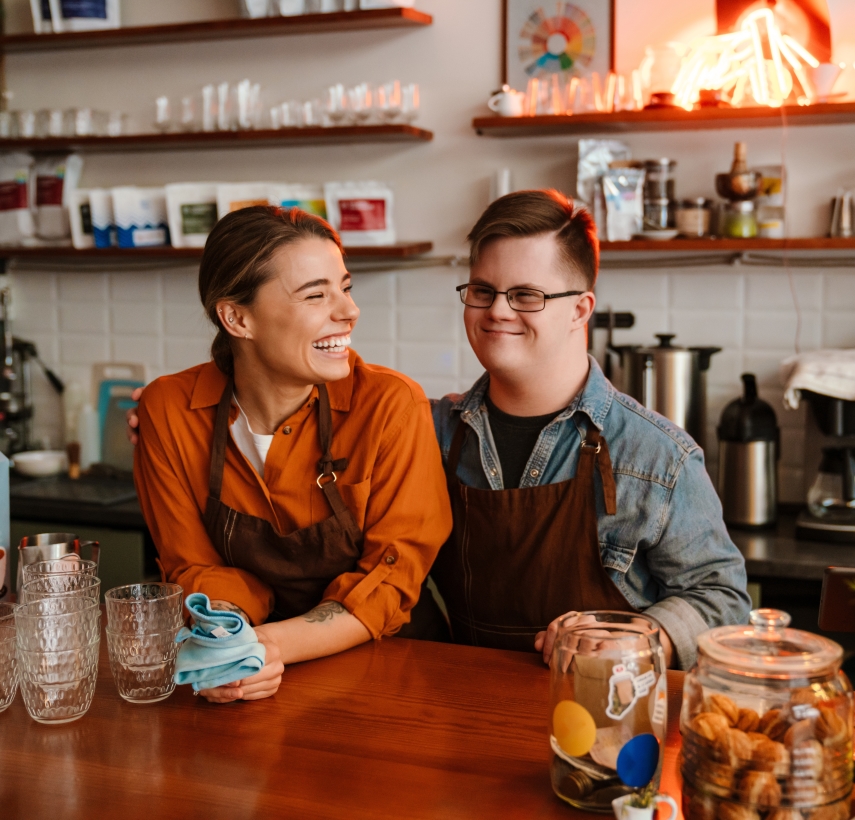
[203,379,363,622]
[431,419,637,651]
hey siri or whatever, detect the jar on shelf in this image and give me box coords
[549,611,669,813]
[681,608,853,820]
[676,198,712,237]
[722,200,758,238]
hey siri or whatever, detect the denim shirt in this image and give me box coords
[431,356,750,670]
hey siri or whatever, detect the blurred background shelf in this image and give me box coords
[0,8,433,53]
[600,237,855,252]
[0,124,434,153]
[473,102,855,136]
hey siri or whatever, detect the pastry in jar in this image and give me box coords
[790,739,824,780]
[751,735,791,777]
[738,770,783,809]
[715,727,754,768]
[707,693,740,726]
[736,707,761,732]
[691,712,731,742]
[767,811,804,820]
[718,802,762,820]
[808,801,850,820]
[759,708,791,742]
[815,704,848,746]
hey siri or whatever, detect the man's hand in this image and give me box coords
[126,386,144,445]
[196,629,284,704]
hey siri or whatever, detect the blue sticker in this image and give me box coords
[616,733,659,789]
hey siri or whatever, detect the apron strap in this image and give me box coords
[446,414,468,478]
[316,383,362,543]
[208,376,235,501]
[581,427,617,515]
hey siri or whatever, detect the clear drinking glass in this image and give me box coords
[401,83,420,123]
[104,583,182,704]
[0,603,18,712]
[348,83,373,123]
[15,597,101,724]
[15,110,37,138]
[20,575,101,605]
[549,611,668,811]
[376,80,402,121]
[154,96,171,133]
[325,83,349,125]
[22,557,98,585]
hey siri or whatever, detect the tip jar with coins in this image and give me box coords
[550,612,673,816]
[681,609,853,820]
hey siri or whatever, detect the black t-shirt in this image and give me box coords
[484,394,562,490]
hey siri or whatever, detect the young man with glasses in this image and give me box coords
[429,189,749,670]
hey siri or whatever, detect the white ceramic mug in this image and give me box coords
[612,793,678,820]
[487,86,525,117]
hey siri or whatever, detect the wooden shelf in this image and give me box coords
[600,237,855,252]
[0,242,434,265]
[0,8,432,53]
[0,124,433,154]
[473,101,855,136]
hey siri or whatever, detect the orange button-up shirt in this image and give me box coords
[133,351,452,638]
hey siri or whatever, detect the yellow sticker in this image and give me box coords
[553,699,597,758]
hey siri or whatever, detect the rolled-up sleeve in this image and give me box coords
[134,384,275,626]
[642,447,751,670]
[322,396,453,638]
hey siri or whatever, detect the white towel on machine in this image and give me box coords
[781,349,855,409]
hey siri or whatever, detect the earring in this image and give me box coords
[228,317,234,323]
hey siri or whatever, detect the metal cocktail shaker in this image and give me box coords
[717,373,779,529]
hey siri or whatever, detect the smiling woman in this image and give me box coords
[133,206,453,705]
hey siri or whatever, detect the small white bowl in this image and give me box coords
[12,450,68,477]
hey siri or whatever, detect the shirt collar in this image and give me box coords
[453,354,614,430]
[189,351,357,412]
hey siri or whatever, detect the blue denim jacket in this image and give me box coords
[431,356,750,670]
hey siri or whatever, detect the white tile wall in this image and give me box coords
[9,262,855,503]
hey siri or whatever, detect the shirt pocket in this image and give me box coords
[600,543,636,575]
[311,476,371,530]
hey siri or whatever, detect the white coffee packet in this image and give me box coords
[34,153,83,241]
[70,189,94,249]
[29,0,53,33]
[112,187,170,248]
[215,183,276,219]
[89,188,115,247]
[270,183,327,219]
[47,0,120,32]
[324,181,395,246]
[0,154,35,246]
[166,183,221,248]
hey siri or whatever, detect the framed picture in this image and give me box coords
[502,0,615,90]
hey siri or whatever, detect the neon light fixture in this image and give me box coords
[670,7,820,110]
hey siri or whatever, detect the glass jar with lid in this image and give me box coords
[681,608,853,820]
[549,611,669,813]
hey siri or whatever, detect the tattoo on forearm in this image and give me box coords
[210,600,249,621]
[303,601,346,624]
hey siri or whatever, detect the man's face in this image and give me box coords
[463,233,593,381]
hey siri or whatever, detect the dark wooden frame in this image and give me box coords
[500,0,615,86]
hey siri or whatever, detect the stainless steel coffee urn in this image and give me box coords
[717,373,779,529]
[616,334,721,449]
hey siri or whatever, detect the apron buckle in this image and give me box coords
[580,440,602,454]
[317,471,337,488]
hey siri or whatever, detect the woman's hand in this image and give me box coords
[534,612,601,666]
[125,386,144,445]
[197,628,285,704]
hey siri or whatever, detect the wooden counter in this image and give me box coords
[0,631,685,819]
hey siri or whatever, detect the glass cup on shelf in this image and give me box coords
[299,99,324,127]
[105,111,127,137]
[179,96,196,132]
[325,83,350,125]
[376,80,402,121]
[348,83,374,124]
[22,557,98,585]
[0,111,13,138]
[15,596,101,724]
[0,603,18,713]
[19,574,101,605]
[201,84,217,132]
[401,83,420,123]
[217,82,232,131]
[15,110,37,138]
[105,583,183,704]
[234,79,262,130]
[36,108,65,138]
[153,96,171,133]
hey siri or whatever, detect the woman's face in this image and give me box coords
[228,236,360,386]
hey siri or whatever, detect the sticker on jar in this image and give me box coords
[605,665,656,721]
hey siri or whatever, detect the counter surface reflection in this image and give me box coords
[0,623,685,819]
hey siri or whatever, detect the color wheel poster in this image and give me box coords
[505,1,612,90]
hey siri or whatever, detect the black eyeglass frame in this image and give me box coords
[455,283,585,313]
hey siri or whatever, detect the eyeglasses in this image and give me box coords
[456,283,584,313]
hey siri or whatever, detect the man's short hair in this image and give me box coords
[466,189,599,291]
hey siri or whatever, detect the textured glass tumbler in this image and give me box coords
[106,628,179,703]
[105,583,183,634]
[22,558,98,584]
[15,598,100,724]
[20,575,101,605]
[0,603,18,712]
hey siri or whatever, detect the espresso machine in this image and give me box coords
[796,390,855,543]
[0,288,64,455]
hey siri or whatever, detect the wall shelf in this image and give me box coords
[0,8,433,53]
[0,124,433,154]
[0,243,434,267]
[473,102,855,136]
[600,237,855,252]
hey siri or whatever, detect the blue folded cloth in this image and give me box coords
[174,593,267,692]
